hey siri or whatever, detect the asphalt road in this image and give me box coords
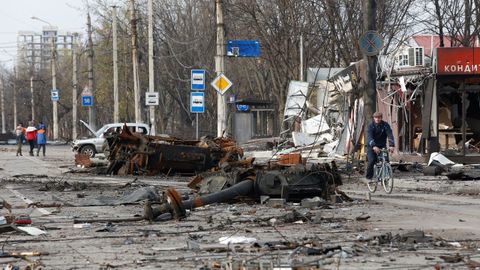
[0,145,479,269]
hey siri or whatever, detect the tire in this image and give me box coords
[367,179,377,193]
[367,165,379,193]
[382,163,394,194]
[80,145,96,158]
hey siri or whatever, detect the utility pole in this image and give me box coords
[363,0,377,133]
[51,37,59,140]
[130,0,142,123]
[0,76,5,133]
[299,35,304,81]
[72,33,79,139]
[13,66,17,130]
[112,6,119,123]
[148,0,156,135]
[30,47,36,121]
[87,13,96,130]
[30,77,35,120]
[215,0,227,137]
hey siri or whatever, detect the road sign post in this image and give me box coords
[191,69,206,139]
[191,92,204,140]
[191,69,206,90]
[190,92,205,113]
[211,73,233,95]
[51,89,59,101]
[226,40,260,57]
[359,30,384,56]
[81,96,93,107]
[145,92,159,106]
[81,86,92,107]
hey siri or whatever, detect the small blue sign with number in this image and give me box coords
[82,96,93,107]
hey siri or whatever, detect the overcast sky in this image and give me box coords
[0,0,92,66]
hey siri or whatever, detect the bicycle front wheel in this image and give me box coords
[367,179,377,193]
[367,166,379,193]
[382,163,394,194]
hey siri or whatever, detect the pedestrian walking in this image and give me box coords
[25,122,37,156]
[36,122,47,156]
[15,123,25,156]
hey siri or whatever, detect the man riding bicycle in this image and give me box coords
[366,112,395,181]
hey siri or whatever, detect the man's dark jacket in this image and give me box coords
[366,121,394,148]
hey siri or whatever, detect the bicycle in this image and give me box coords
[367,148,394,194]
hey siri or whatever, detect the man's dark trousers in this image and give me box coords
[366,147,377,179]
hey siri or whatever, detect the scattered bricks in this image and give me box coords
[266,198,286,208]
[75,154,92,168]
[277,153,302,166]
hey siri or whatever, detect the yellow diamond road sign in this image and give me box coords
[211,73,233,95]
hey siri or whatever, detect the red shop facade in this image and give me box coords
[425,47,480,162]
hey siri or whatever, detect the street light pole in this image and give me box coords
[72,33,79,140]
[215,0,227,137]
[0,75,5,133]
[130,0,142,124]
[31,16,59,139]
[112,6,119,123]
[51,37,58,140]
[148,0,156,135]
[30,76,35,120]
[13,66,17,131]
[87,13,96,130]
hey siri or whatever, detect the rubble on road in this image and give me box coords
[74,154,92,168]
[104,125,243,175]
[38,180,87,192]
[147,160,342,222]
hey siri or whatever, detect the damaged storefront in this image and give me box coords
[282,65,365,157]
[286,48,480,164]
[423,47,480,162]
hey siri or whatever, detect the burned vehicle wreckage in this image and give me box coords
[101,125,343,222]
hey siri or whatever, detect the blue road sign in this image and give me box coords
[359,31,384,56]
[51,89,59,101]
[190,92,204,113]
[227,40,260,57]
[82,96,93,107]
[191,69,206,90]
[236,104,250,112]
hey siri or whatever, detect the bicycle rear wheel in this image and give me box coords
[382,163,394,194]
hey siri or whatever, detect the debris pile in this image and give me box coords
[146,161,342,222]
[74,153,92,168]
[104,125,243,175]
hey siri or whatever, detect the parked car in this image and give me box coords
[72,120,150,157]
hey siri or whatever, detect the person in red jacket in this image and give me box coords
[25,122,37,156]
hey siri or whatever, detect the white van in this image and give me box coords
[72,120,150,157]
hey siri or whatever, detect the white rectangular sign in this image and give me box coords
[191,92,205,113]
[191,69,206,90]
[145,92,159,106]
